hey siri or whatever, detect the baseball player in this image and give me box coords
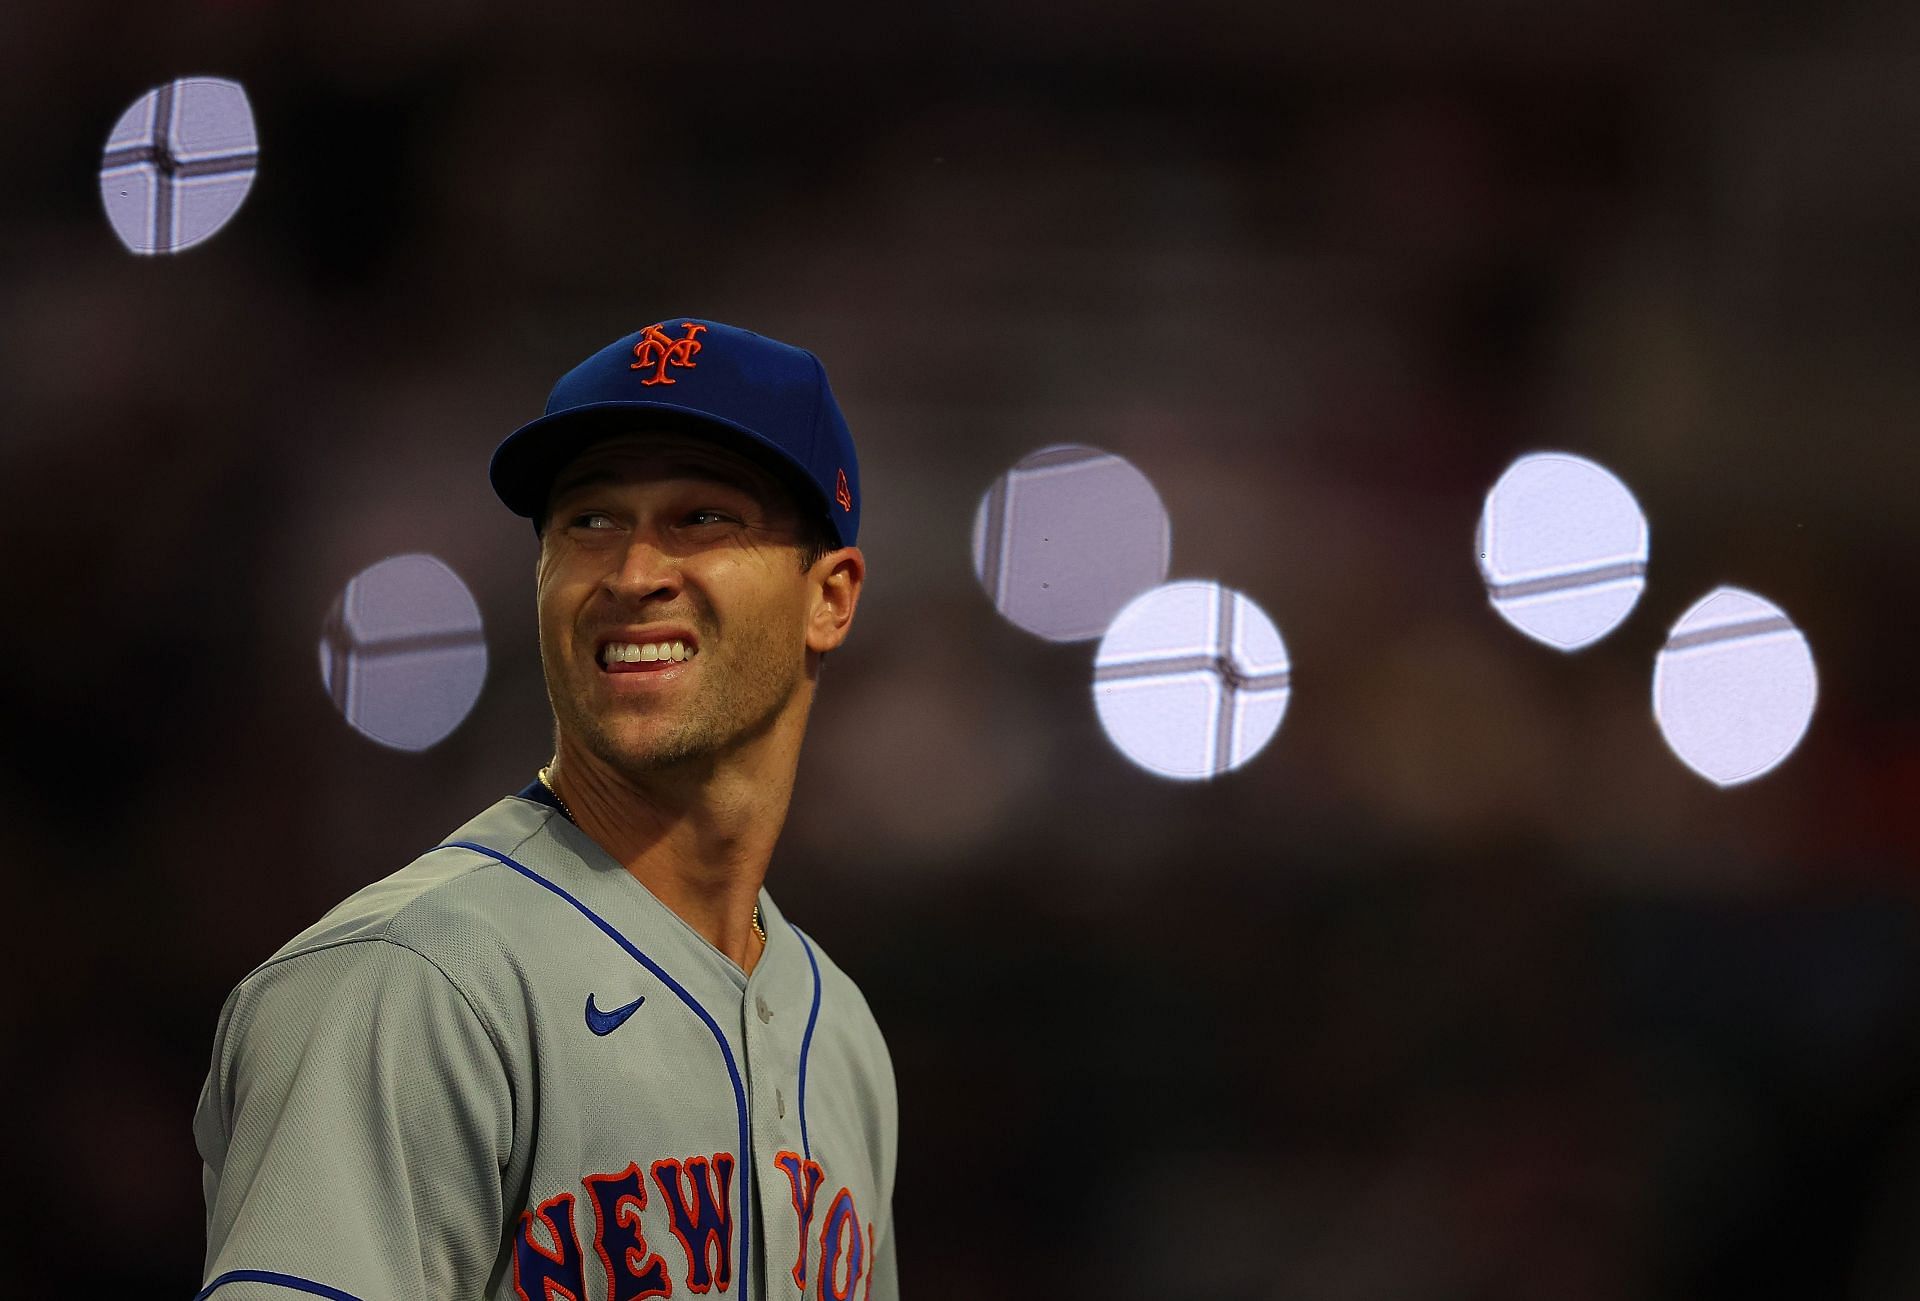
[193,319,898,1300]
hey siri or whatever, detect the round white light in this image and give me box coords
[1093,580,1292,780]
[319,554,488,752]
[100,77,258,255]
[1653,586,1817,787]
[1476,451,1649,650]
[972,445,1172,642]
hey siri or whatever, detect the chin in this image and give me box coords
[596,728,718,776]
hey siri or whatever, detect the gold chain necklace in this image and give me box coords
[538,765,765,945]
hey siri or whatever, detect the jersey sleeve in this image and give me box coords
[866,1213,900,1300]
[193,937,513,1299]
[868,1046,901,1301]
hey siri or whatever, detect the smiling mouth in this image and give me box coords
[598,640,699,673]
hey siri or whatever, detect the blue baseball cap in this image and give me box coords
[490,317,861,547]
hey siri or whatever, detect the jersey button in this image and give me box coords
[756,995,773,1024]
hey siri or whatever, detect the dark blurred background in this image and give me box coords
[3,1,1918,1297]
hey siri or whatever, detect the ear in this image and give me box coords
[805,546,865,655]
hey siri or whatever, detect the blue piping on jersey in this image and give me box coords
[196,1269,364,1300]
[437,839,753,1298]
[789,923,824,1162]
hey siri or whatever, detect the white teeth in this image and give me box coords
[601,639,696,666]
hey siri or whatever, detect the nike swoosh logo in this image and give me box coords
[585,992,646,1036]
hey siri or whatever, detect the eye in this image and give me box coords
[685,509,736,526]
[570,511,618,530]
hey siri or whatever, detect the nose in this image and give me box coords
[601,534,683,605]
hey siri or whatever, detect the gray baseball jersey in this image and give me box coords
[193,785,898,1301]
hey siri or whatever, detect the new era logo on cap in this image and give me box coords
[490,316,862,549]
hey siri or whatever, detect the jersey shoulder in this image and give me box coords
[234,794,557,1003]
[792,922,886,1030]
[783,914,897,1088]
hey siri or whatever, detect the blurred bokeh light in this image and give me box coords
[1092,579,1291,779]
[1653,585,1818,787]
[1476,450,1649,651]
[318,553,488,751]
[98,77,257,256]
[971,444,1172,641]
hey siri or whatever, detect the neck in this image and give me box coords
[547,728,799,975]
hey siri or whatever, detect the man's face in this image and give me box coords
[536,430,824,778]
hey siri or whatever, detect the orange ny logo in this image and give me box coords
[630,322,707,385]
[835,467,853,513]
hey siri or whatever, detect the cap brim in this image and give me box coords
[490,399,830,531]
